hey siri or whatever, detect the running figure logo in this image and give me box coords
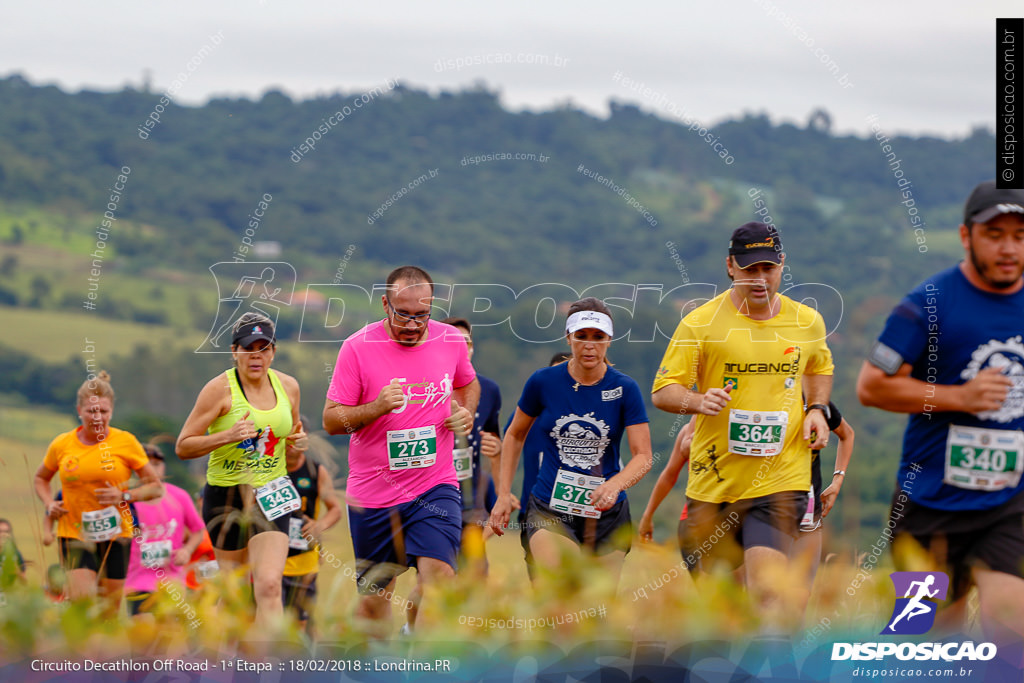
[196,262,296,352]
[881,571,949,635]
[691,444,725,483]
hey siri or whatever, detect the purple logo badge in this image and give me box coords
[881,571,949,635]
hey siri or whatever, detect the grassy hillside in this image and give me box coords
[0,306,204,363]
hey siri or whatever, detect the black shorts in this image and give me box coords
[281,574,318,622]
[518,512,536,581]
[59,537,130,580]
[684,491,808,571]
[202,483,293,551]
[890,490,1024,601]
[523,494,632,556]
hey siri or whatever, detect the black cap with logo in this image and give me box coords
[728,221,783,268]
[232,319,276,347]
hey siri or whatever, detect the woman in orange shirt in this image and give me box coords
[34,371,163,614]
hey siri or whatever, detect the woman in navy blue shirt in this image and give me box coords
[489,298,653,584]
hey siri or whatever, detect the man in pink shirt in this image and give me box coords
[323,265,479,636]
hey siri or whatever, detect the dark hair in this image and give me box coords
[143,444,164,460]
[386,265,434,295]
[566,297,612,320]
[0,519,10,530]
[549,352,570,366]
[440,317,471,334]
[565,298,614,366]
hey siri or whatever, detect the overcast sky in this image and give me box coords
[0,1,1018,138]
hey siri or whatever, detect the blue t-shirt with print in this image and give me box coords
[518,363,649,506]
[876,265,1024,510]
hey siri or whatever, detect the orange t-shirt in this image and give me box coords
[43,426,147,540]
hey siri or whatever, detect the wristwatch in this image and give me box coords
[806,403,831,420]
[122,490,133,502]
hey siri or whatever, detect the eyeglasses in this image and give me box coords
[386,297,431,325]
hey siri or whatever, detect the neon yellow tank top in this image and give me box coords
[207,368,292,487]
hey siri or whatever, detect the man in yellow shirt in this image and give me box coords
[651,221,833,631]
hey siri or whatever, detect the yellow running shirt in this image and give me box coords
[206,369,292,487]
[653,291,833,503]
[43,427,148,540]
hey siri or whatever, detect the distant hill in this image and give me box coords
[0,73,991,283]
[0,74,999,544]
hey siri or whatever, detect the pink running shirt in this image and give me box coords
[327,319,476,508]
[125,484,205,593]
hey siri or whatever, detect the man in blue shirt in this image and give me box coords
[858,180,1024,643]
[439,317,502,533]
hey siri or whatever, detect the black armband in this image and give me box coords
[867,341,904,376]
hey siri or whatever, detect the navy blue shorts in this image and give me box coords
[348,484,462,593]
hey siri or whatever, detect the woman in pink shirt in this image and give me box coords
[124,445,205,617]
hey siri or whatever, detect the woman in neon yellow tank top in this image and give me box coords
[176,312,307,627]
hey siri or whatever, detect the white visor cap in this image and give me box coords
[565,311,613,337]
